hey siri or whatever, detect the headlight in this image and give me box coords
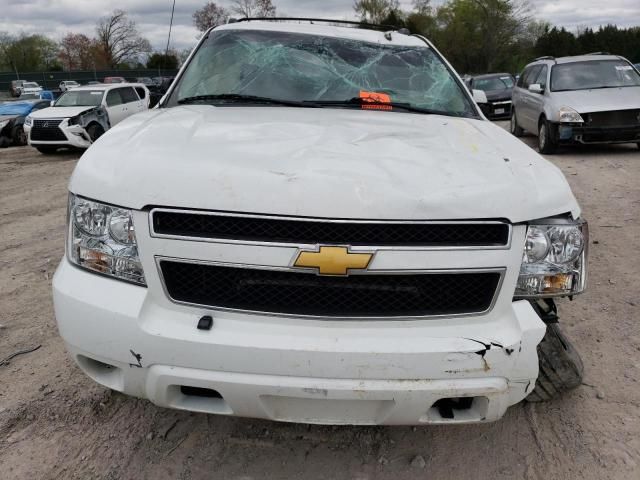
[559,106,584,123]
[516,218,588,298]
[24,116,32,127]
[67,194,146,285]
[68,115,80,126]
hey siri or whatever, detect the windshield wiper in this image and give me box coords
[177,94,317,108]
[553,85,631,92]
[303,97,469,117]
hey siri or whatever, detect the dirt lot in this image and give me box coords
[1,128,639,480]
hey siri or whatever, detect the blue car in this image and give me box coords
[0,99,51,147]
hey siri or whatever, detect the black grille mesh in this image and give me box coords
[153,211,509,247]
[160,261,501,317]
[30,119,66,141]
[584,109,640,127]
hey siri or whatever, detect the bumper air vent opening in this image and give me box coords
[424,396,489,423]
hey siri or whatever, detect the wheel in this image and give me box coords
[510,109,524,137]
[86,123,105,142]
[527,323,584,402]
[36,146,58,154]
[11,125,27,146]
[538,118,558,154]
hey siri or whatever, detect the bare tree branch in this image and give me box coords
[95,9,151,68]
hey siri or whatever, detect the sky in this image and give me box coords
[0,0,639,53]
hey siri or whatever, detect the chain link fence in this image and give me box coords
[0,69,179,94]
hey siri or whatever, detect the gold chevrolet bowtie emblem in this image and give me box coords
[294,246,373,276]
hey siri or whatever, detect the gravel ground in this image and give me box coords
[1,125,639,480]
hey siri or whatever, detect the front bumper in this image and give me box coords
[480,100,512,119]
[556,123,640,145]
[24,122,93,149]
[53,258,546,425]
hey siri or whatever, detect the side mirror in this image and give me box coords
[528,84,544,94]
[50,100,55,107]
[472,89,488,104]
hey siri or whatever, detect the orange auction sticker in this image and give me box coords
[359,91,392,110]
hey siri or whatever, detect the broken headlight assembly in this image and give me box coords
[515,218,588,298]
[67,193,146,286]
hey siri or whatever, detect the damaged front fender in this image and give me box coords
[67,106,110,144]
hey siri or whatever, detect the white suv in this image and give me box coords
[59,80,81,92]
[24,83,150,154]
[53,20,588,425]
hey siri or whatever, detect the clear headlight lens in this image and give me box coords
[24,116,32,126]
[67,194,146,285]
[516,219,588,298]
[559,106,584,123]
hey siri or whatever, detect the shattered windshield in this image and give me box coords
[168,29,476,117]
[55,90,104,107]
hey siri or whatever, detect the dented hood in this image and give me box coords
[29,106,97,119]
[70,106,580,222]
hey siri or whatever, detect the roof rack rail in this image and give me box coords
[231,17,398,32]
[585,51,610,55]
[534,56,555,62]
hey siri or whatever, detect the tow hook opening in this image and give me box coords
[426,396,489,422]
[76,355,124,391]
[180,385,223,399]
[167,385,233,415]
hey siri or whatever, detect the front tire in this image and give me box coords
[527,323,584,402]
[538,118,558,154]
[12,125,27,146]
[86,123,105,142]
[510,109,524,137]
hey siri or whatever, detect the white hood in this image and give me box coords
[29,106,98,119]
[70,106,580,223]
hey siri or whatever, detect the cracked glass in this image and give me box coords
[169,29,475,116]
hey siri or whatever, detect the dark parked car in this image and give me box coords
[0,99,51,147]
[146,77,176,108]
[466,73,515,119]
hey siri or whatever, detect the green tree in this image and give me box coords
[354,0,400,24]
[3,34,59,72]
[147,52,179,70]
[534,27,578,58]
[432,0,531,73]
[381,9,406,28]
[405,4,437,37]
